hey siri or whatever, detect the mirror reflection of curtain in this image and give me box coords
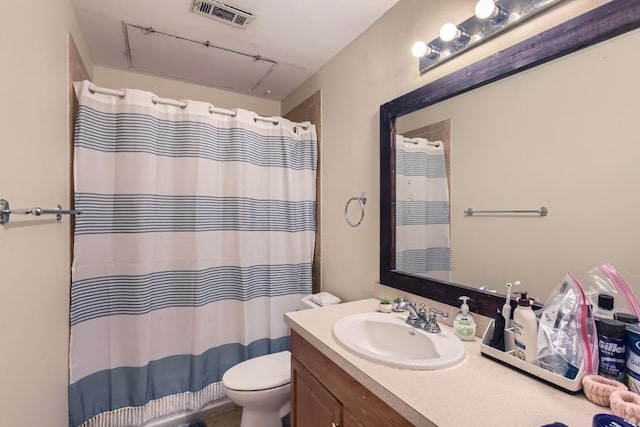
[395,135,451,281]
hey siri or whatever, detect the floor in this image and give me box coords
[191,407,291,427]
[198,407,242,427]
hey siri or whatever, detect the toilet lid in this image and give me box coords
[222,350,291,391]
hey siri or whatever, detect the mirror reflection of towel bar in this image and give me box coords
[464,207,548,217]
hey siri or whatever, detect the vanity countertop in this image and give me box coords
[284,298,607,427]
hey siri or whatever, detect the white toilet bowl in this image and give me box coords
[222,350,291,427]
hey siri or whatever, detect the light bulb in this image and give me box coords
[411,41,428,58]
[411,42,441,59]
[439,23,459,42]
[475,0,497,19]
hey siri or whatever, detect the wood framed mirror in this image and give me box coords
[379,0,640,317]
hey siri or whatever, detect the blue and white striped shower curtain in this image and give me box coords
[69,80,316,426]
[395,135,451,281]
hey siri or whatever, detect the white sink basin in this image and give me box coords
[332,312,466,370]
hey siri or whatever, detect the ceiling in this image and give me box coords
[72,0,400,100]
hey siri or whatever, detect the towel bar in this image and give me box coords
[464,207,548,217]
[1,198,82,225]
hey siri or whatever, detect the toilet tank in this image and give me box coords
[299,295,321,310]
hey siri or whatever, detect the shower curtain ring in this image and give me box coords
[344,193,367,227]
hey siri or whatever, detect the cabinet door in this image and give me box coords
[292,356,342,427]
[291,331,414,427]
[342,408,367,427]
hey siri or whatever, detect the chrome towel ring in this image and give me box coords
[344,193,367,227]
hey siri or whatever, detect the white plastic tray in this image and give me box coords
[480,319,585,393]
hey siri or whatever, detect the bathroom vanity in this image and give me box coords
[291,331,412,426]
[285,299,606,426]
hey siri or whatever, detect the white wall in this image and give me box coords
[282,0,609,302]
[0,2,93,426]
[93,66,281,117]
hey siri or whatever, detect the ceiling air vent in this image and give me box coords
[192,1,255,28]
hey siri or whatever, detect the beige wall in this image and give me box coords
[0,4,279,426]
[0,1,93,426]
[0,0,616,424]
[93,66,281,117]
[282,0,609,302]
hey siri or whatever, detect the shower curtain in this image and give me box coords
[395,135,451,281]
[69,80,317,427]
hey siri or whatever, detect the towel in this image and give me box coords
[310,292,341,306]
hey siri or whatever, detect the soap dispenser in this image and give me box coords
[454,296,476,341]
[513,291,538,363]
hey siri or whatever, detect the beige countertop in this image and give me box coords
[285,298,608,427]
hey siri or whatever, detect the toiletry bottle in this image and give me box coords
[454,296,476,341]
[615,312,638,325]
[595,318,626,381]
[594,294,615,319]
[512,291,538,363]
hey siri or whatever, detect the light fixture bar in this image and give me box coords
[416,0,564,74]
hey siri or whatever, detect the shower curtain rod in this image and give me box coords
[87,84,310,130]
[403,137,440,147]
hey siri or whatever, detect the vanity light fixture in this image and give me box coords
[411,41,441,59]
[413,0,565,74]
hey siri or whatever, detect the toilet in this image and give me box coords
[221,293,339,427]
[222,350,292,427]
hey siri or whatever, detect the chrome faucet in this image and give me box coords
[393,297,448,333]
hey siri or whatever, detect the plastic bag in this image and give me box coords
[537,272,598,378]
[581,263,640,318]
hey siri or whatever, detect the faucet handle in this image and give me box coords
[418,303,427,318]
[429,308,448,319]
[425,308,448,333]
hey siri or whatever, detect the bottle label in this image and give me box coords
[512,319,533,361]
[598,335,625,381]
[626,327,640,392]
[455,320,474,337]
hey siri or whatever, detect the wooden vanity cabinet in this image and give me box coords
[290,330,413,427]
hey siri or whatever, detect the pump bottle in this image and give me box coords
[454,296,476,341]
[512,291,538,363]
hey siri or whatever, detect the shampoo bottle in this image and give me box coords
[513,291,538,363]
[454,296,476,341]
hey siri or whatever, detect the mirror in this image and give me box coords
[380,1,640,317]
